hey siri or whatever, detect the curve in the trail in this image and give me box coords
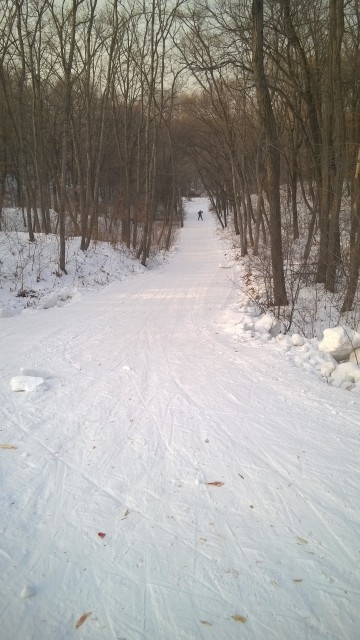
[0,198,359,640]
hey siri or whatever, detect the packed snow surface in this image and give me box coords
[0,199,359,639]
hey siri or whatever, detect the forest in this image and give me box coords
[0,0,359,325]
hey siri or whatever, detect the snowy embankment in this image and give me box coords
[216,237,360,392]
[217,301,360,392]
[0,199,359,640]
[0,218,148,316]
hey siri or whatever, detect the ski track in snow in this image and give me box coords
[0,199,359,639]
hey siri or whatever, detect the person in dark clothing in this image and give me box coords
[198,210,203,220]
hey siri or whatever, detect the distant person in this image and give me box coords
[198,210,203,220]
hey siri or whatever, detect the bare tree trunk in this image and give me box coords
[316,0,345,286]
[84,7,117,250]
[15,0,35,242]
[28,9,50,236]
[281,0,322,264]
[51,0,80,272]
[231,154,247,255]
[290,159,299,240]
[342,147,360,311]
[325,0,345,292]
[252,0,288,305]
[253,145,265,256]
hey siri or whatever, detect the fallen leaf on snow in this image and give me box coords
[296,537,308,545]
[121,508,130,520]
[206,481,224,487]
[293,578,303,583]
[231,614,247,623]
[75,612,92,629]
[98,532,106,538]
[200,620,212,626]
[0,444,17,450]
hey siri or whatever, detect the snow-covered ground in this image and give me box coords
[0,199,359,639]
[0,222,148,316]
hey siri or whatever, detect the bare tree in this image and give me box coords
[342,146,360,311]
[317,0,345,290]
[252,0,288,305]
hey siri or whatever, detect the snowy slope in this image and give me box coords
[0,199,359,640]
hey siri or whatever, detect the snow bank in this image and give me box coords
[0,308,17,318]
[39,288,75,310]
[254,313,279,336]
[291,333,304,346]
[214,224,360,392]
[330,362,360,388]
[218,303,360,391]
[318,326,360,362]
[216,276,360,391]
[218,299,360,391]
[349,348,360,364]
[0,228,148,315]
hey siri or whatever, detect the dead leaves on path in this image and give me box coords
[205,473,246,487]
[231,614,247,623]
[75,612,92,629]
[201,614,247,627]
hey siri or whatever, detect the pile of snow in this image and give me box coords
[10,367,53,393]
[215,230,360,392]
[10,376,47,393]
[217,303,360,391]
[318,326,360,361]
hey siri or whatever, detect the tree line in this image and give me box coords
[0,0,359,313]
[176,0,360,312]
[0,0,189,268]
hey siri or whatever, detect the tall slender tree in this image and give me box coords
[252,0,288,305]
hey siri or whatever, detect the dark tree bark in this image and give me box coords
[342,147,360,311]
[252,0,288,305]
[325,0,345,291]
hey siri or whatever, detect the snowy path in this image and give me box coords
[0,200,359,639]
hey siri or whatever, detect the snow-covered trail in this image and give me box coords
[0,200,359,640]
